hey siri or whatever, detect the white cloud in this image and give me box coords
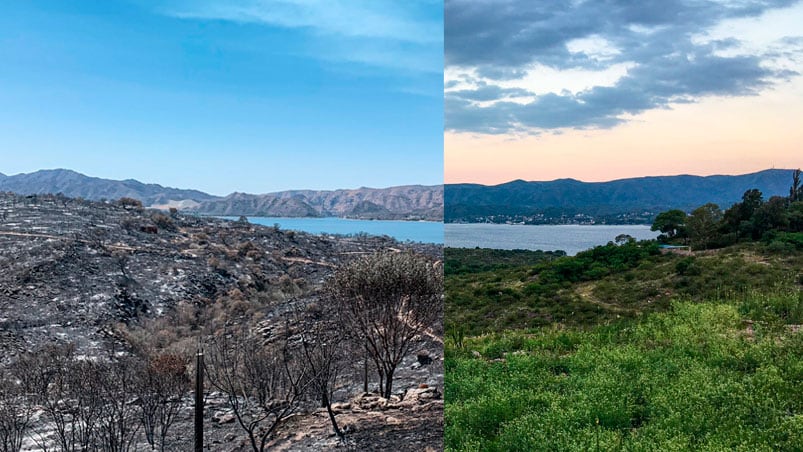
[566,35,621,62]
[445,62,636,100]
[692,1,803,59]
[157,0,442,73]
[502,62,635,97]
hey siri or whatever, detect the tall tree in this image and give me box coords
[291,303,347,441]
[791,168,802,202]
[0,373,33,452]
[740,189,764,220]
[687,203,723,250]
[751,196,790,236]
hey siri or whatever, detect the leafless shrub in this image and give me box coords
[135,353,188,452]
[120,219,139,233]
[89,227,110,254]
[0,372,33,452]
[94,355,142,452]
[150,213,176,233]
[204,328,312,452]
[11,344,102,452]
[236,241,261,259]
[290,302,347,441]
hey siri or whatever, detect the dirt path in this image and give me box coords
[281,256,338,268]
[574,282,638,314]
[0,229,140,252]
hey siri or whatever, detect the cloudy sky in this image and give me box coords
[445,0,803,184]
[0,1,443,195]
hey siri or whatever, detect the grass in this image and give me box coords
[446,299,803,451]
[445,242,803,451]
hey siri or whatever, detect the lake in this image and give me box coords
[221,216,443,244]
[445,224,659,255]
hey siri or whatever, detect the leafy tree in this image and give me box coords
[651,209,687,241]
[327,251,442,398]
[614,234,635,245]
[741,188,764,215]
[723,188,766,239]
[752,196,789,237]
[788,201,803,232]
[686,203,722,250]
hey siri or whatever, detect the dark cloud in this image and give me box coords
[447,47,794,132]
[446,0,797,69]
[445,0,802,133]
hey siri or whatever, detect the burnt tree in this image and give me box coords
[326,251,442,399]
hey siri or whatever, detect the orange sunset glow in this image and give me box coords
[446,80,803,184]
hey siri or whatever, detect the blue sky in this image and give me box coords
[0,0,443,195]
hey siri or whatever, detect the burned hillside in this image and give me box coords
[0,192,443,451]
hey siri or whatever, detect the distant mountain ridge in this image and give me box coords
[0,169,443,220]
[446,169,796,223]
[0,169,216,206]
[194,185,442,220]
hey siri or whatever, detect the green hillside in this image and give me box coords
[445,242,803,451]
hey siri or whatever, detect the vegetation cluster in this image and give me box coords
[652,169,803,250]
[0,344,187,452]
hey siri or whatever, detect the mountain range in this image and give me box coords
[4,168,796,223]
[0,169,443,221]
[445,169,796,223]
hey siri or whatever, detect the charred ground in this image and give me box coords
[0,192,443,451]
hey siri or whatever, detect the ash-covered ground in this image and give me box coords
[0,192,443,451]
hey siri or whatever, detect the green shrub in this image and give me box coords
[674,257,700,275]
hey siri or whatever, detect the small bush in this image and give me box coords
[675,257,701,275]
[767,240,795,254]
[151,213,177,232]
[118,197,143,209]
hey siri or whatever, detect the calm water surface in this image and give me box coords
[445,224,658,255]
[222,216,443,244]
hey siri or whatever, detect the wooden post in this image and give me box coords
[363,343,368,393]
[195,347,204,452]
